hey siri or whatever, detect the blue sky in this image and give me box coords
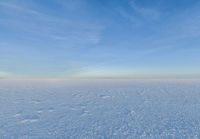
[0,0,200,78]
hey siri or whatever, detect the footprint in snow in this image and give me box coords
[48,107,55,112]
[31,99,41,104]
[37,109,44,114]
[72,93,82,98]
[19,115,40,124]
[13,111,23,118]
[80,110,91,117]
[99,95,112,99]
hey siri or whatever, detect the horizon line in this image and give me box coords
[1,75,200,80]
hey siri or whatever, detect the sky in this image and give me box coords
[0,0,200,78]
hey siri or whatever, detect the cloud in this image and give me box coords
[0,1,41,16]
[52,0,84,11]
[0,1,103,46]
[128,0,160,20]
[118,0,200,58]
[117,0,160,25]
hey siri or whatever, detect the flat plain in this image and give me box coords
[0,79,200,139]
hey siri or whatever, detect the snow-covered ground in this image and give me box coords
[0,79,200,139]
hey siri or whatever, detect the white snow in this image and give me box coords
[0,79,200,139]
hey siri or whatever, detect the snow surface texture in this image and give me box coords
[0,79,200,139]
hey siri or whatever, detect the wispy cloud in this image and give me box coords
[0,1,41,16]
[128,0,160,20]
[1,0,200,78]
[0,1,103,46]
[117,0,160,25]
